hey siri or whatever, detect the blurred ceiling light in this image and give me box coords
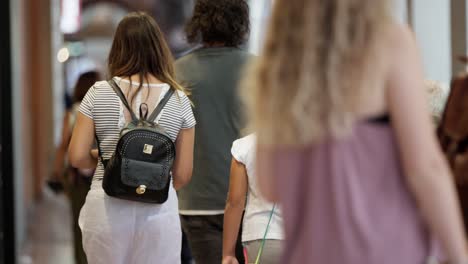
[60,0,81,34]
[57,47,70,63]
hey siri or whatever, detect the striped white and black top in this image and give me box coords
[79,78,196,181]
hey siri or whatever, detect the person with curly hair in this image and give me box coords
[175,1,252,264]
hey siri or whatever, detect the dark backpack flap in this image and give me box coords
[119,128,174,157]
[121,158,170,190]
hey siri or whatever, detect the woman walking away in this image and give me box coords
[222,134,284,264]
[69,12,195,264]
[243,0,468,263]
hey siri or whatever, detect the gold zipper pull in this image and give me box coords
[136,185,146,195]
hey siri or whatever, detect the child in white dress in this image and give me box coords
[222,134,284,264]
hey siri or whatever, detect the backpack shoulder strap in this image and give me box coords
[107,79,138,122]
[94,133,105,166]
[148,88,176,122]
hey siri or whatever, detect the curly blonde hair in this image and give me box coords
[425,80,448,125]
[242,0,392,145]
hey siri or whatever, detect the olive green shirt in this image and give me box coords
[175,47,252,211]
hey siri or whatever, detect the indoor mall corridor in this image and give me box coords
[2,0,468,263]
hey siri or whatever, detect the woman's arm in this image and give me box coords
[68,113,97,169]
[52,112,72,180]
[90,149,99,159]
[222,158,248,264]
[172,127,195,190]
[387,24,467,263]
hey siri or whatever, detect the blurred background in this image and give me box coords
[0,0,466,263]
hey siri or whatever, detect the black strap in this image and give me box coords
[98,79,175,166]
[148,88,175,122]
[108,79,138,121]
[94,133,105,166]
[108,78,175,123]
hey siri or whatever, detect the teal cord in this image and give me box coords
[254,204,276,264]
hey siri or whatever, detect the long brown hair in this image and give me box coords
[108,12,186,102]
[242,0,391,146]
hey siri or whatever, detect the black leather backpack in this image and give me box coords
[97,79,176,204]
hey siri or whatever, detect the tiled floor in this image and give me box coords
[19,188,75,264]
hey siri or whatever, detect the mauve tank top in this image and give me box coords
[274,116,439,264]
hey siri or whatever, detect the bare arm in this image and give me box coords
[90,149,99,159]
[387,24,467,262]
[68,113,97,169]
[52,112,72,179]
[172,127,195,190]
[222,159,248,264]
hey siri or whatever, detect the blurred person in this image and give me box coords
[52,70,99,264]
[68,12,195,264]
[242,0,468,263]
[175,1,252,263]
[222,134,284,264]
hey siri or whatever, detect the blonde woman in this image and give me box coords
[242,0,467,263]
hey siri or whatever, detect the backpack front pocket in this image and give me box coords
[121,158,170,190]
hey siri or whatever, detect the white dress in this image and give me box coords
[79,182,181,263]
[78,78,196,264]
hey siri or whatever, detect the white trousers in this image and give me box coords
[79,182,181,264]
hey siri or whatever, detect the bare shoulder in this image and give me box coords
[383,22,418,58]
[176,90,188,98]
[386,22,414,41]
[93,80,109,88]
